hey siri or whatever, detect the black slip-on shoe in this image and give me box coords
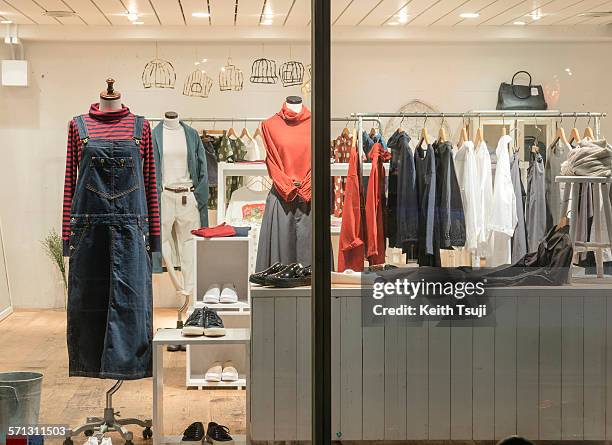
[266,264,312,288]
[249,262,287,285]
[203,307,226,337]
[182,422,205,444]
[206,422,234,445]
[182,309,205,336]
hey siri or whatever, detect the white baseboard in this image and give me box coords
[0,305,13,322]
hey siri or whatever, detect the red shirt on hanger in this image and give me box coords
[365,142,391,265]
[261,103,312,202]
[338,137,365,272]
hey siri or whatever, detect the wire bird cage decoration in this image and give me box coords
[183,69,214,98]
[250,58,278,84]
[301,64,312,97]
[142,58,176,89]
[219,58,244,92]
[279,60,305,87]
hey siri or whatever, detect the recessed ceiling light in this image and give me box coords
[132,21,144,25]
[1,20,12,24]
[526,11,545,20]
[127,12,138,21]
[192,12,210,18]
[513,21,526,25]
[578,11,612,18]
[261,19,273,25]
[459,12,480,18]
[201,58,208,63]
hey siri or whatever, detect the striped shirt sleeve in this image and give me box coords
[61,120,80,256]
[142,120,161,252]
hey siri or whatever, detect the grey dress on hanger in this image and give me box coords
[545,139,570,229]
[526,151,547,252]
[510,152,527,261]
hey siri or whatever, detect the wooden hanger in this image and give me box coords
[584,126,594,140]
[550,120,569,149]
[438,116,447,143]
[418,127,430,147]
[205,129,226,135]
[457,124,468,147]
[569,115,581,145]
[239,123,252,141]
[254,125,263,139]
[226,125,238,138]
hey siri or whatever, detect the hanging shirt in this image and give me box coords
[261,104,312,202]
[338,139,365,272]
[474,141,494,257]
[433,140,466,249]
[545,139,570,229]
[162,124,191,187]
[455,141,479,251]
[332,133,353,218]
[62,103,160,253]
[241,135,265,161]
[488,135,517,267]
[392,131,419,252]
[526,151,547,252]
[414,143,439,267]
[365,143,391,265]
[510,152,527,262]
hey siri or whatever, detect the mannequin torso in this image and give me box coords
[162,114,190,187]
[99,97,122,112]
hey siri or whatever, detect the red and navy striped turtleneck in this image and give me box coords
[61,103,160,255]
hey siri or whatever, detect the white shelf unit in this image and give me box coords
[216,161,386,223]
[152,328,250,445]
[187,236,251,389]
[192,236,252,314]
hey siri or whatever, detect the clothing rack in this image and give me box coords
[146,116,383,127]
[353,111,607,157]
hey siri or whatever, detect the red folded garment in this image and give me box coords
[192,223,237,238]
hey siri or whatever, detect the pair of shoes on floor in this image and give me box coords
[203,283,238,304]
[83,436,111,445]
[181,421,234,445]
[249,262,312,288]
[205,361,239,382]
[181,307,225,337]
[167,344,187,352]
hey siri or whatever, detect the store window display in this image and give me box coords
[151,111,208,308]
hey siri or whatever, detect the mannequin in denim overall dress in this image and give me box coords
[67,80,153,380]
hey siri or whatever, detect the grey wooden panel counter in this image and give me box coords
[250,284,612,441]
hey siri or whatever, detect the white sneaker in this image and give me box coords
[205,361,223,382]
[203,284,221,304]
[221,361,239,382]
[83,437,99,445]
[100,437,112,445]
[219,283,238,304]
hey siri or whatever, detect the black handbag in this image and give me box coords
[497,71,548,110]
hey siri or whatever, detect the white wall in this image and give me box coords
[1,40,611,308]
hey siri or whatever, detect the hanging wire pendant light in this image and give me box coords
[142,44,176,89]
[250,58,278,84]
[219,58,244,92]
[183,69,214,98]
[279,60,305,87]
[301,64,312,97]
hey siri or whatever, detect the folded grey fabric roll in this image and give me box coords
[560,139,612,177]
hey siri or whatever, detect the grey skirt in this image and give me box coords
[256,187,312,272]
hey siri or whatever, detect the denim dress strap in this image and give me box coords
[133,115,144,143]
[74,115,89,142]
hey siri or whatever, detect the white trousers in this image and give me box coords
[161,189,200,298]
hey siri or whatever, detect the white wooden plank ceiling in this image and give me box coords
[0,0,610,26]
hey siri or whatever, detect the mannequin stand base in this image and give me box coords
[63,381,152,445]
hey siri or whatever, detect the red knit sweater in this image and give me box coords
[261,103,312,202]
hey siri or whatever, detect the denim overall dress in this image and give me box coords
[67,115,153,380]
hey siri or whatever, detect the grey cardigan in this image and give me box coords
[152,121,209,273]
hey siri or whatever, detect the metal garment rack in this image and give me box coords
[146,116,383,127]
[352,111,607,156]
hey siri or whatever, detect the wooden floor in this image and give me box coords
[0,309,246,444]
